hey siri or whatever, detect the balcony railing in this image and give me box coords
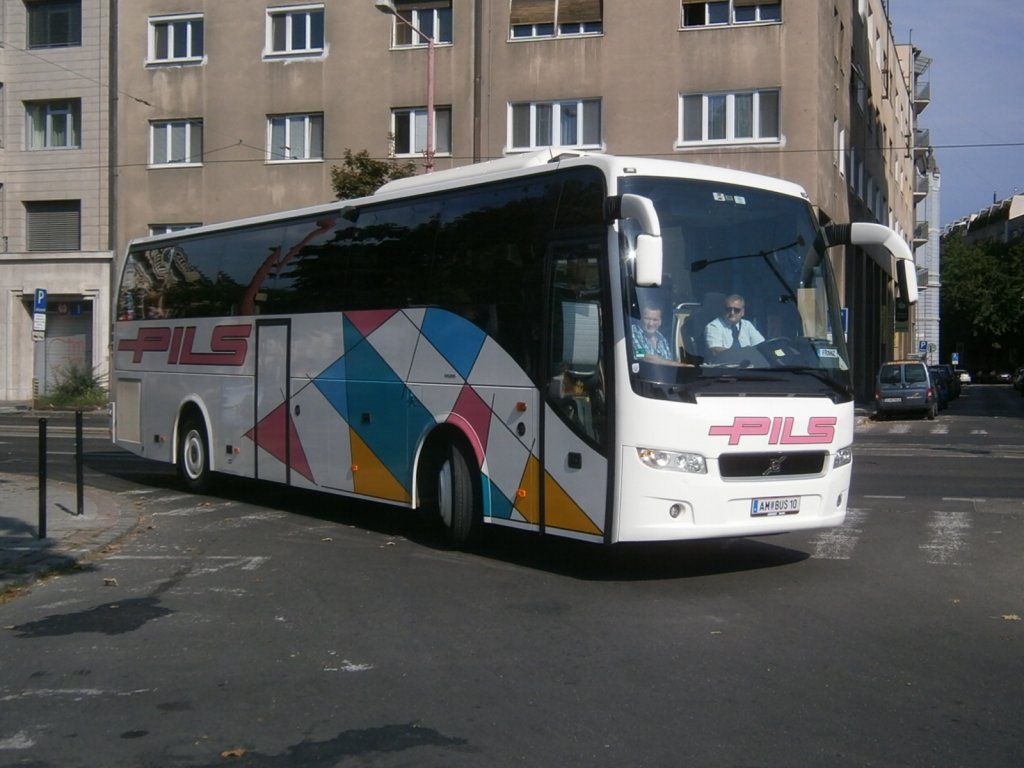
[914,81,931,113]
[914,220,930,244]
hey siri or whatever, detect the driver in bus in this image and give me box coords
[704,294,764,356]
[631,301,674,361]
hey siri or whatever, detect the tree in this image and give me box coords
[330,148,417,200]
[940,232,1024,373]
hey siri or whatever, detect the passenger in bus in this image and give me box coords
[704,293,764,355]
[630,302,674,361]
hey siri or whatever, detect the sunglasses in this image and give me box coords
[725,307,744,314]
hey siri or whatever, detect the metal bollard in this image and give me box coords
[38,418,47,539]
[76,411,84,516]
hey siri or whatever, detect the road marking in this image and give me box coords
[811,508,867,560]
[920,510,971,565]
[930,424,949,434]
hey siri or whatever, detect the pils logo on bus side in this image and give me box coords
[708,416,837,446]
[118,324,252,365]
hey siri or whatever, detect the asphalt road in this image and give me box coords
[0,386,1021,767]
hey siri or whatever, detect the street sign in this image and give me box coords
[952,352,960,365]
[32,288,47,335]
[918,339,927,353]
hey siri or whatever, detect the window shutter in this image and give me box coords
[510,0,555,25]
[558,0,602,24]
[733,0,761,6]
[26,201,81,251]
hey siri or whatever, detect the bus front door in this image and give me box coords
[254,319,292,485]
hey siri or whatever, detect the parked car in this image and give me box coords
[938,363,961,399]
[956,369,972,385]
[1013,366,1024,396]
[928,365,952,410]
[874,360,938,420]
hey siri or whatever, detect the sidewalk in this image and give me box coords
[0,407,141,594]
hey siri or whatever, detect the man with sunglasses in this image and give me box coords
[705,294,764,356]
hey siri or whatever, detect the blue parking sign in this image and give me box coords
[33,289,48,313]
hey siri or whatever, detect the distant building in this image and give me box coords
[944,194,1024,243]
[1,0,930,403]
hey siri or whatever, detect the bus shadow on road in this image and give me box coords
[87,454,810,581]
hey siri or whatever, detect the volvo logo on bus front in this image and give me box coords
[708,416,837,446]
[763,455,788,476]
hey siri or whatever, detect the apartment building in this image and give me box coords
[1,0,926,402]
[0,0,113,401]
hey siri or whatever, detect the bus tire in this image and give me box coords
[177,415,212,494]
[434,441,480,549]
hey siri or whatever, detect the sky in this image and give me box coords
[886,1,1024,227]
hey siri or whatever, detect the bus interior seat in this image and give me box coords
[681,292,725,363]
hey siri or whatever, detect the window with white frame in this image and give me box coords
[150,119,203,165]
[392,107,451,156]
[266,4,325,57]
[150,223,201,236]
[681,0,780,28]
[678,89,779,145]
[390,1,452,46]
[268,113,324,161]
[26,100,80,149]
[509,99,601,150]
[148,14,204,63]
[509,0,603,39]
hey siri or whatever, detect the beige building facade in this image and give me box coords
[1,0,926,402]
[0,0,113,401]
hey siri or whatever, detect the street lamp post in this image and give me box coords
[374,0,435,173]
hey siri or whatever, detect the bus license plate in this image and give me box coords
[750,496,800,516]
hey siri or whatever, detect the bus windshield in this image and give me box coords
[619,176,851,403]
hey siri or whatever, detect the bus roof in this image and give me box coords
[125,151,809,251]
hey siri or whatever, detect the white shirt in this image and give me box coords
[705,316,765,351]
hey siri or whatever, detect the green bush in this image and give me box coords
[38,362,109,410]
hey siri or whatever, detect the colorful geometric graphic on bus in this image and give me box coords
[544,472,602,536]
[350,429,410,503]
[420,308,486,379]
[243,404,314,483]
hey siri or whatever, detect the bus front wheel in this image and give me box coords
[177,416,212,494]
[432,441,480,549]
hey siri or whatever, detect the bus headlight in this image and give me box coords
[833,445,853,469]
[637,448,707,474]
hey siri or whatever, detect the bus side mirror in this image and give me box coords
[618,194,663,287]
[824,221,919,304]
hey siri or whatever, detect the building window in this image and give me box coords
[26,0,81,48]
[509,99,601,151]
[678,89,779,145]
[268,113,324,161]
[681,0,781,28]
[148,14,204,64]
[509,0,603,39]
[25,200,81,251]
[26,100,80,149]
[266,4,325,57]
[150,120,203,166]
[392,107,452,156]
[390,2,452,46]
[149,223,201,236]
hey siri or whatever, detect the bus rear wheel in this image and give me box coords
[432,441,480,549]
[177,416,212,494]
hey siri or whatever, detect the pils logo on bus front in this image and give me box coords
[708,416,837,445]
[118,324,251,366]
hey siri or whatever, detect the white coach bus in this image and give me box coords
[112,150,917,547]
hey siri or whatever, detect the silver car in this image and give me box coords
[874,360,937,420]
